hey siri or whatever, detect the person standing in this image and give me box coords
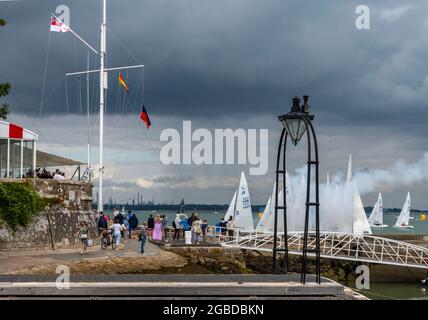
[152,216,163,242]
[201,219,208,242]
[192,217,202,244]
[147,214,155,240]
[128,213,139,239]
[122,218,129,243]
[111,218,123,250]
[161,214,169,241]
[173,214,182,240]
[138,222,148,255]
[219,218,228,240]
[227,216,236,240]
[76,221,89,255]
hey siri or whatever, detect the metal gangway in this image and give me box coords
[208,229,428,270]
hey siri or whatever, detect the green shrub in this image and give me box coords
[0,182,45,231]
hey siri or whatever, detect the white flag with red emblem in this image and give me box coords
[50,16,69,33]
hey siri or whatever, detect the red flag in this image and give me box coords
[140,105,151,129]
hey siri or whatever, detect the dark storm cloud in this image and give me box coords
[1,0,428,128]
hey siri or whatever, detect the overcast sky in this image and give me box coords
[1,0,428,208]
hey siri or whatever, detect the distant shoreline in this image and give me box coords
[92,204,428,213]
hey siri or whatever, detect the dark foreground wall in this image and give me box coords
[0,179,94,251]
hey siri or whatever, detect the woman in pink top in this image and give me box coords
[152,216,163,241]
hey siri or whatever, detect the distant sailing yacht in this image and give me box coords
[394,193,414,229]
[223,172,254,232]
[368,193,388,228]
[177,199,185,214]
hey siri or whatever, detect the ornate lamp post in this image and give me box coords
[272,95,321,284]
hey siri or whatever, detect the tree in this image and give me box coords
[0,19,9,120]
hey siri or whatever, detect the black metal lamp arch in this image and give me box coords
[272,95,321,285]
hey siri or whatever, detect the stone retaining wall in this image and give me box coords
[164,246,247,273]
[0,179,94,251]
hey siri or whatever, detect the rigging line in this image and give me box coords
[109,71,144,180]
[142,67,145,106]
[39,31,52,119]
[64,75,73,161]
[40,77,66,109]
[107,29,141,65]
[77,75,83,115]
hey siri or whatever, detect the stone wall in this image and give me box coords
[0,179,94,251]
[164,246,247,273]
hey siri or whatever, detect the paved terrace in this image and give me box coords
[0,238,366,300]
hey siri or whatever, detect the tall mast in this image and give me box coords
[86,52,90,178]
[59,0,143,212]
[98,0,107,212]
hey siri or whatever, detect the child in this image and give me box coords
[138,222,148,255]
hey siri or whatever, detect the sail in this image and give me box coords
[265,186,281,233]
[177,199,185,214]
[288,175,307,232]
[368,193,383,226]
[285,171,292,201]
[256,196,271,232]
[234,172,254,232]
[223,191,237,221]
[346,154,352,182]
[395,193,411,227]
[352,181,372,235]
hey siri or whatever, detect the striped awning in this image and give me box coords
[0,121,38,140]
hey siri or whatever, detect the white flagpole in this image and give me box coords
[98,0,107,213]
[86,52,91,178]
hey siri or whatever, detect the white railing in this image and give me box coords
[213,230,428,269]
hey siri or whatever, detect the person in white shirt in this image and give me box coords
[173,214,182,240]
[227,217,236,239]
[110,218,123,250]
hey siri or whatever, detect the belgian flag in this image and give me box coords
[140,105,151,129]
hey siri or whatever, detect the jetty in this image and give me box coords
[0,274,362,300]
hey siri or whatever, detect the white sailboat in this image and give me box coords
[223,191,237,221]
[394,193,414,229]
[234,172,255,232]
[368,193,388,228]
[256,196,271,232]
[256,182,276,232]
[224,172,254,232]
[347,155,372,235]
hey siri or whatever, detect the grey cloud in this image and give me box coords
[153,175,194,184]
[2,1,428,208]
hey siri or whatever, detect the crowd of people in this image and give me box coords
[78,210,238,256]
[33,168,66,180]
[95,210,141,251]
